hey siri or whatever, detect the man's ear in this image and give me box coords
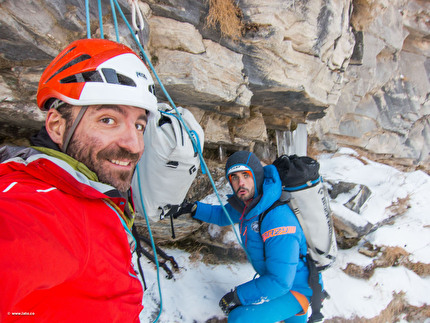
[45,109,66,148]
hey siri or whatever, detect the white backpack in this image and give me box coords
[271,154,338,270]
[131,103,204,222]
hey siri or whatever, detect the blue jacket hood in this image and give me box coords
[227,164,282,219]
[225,151,264,198]
[246,164,282,218]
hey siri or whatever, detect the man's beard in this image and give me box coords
[235,187,254,203]
[67,136,140,192]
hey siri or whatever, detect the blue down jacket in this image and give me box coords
[194,165,312,305]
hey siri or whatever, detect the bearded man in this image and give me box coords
[0,38,157,322]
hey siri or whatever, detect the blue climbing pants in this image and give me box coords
[227,291,308,323]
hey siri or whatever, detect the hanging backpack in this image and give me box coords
[259,154,337,323]
[131,103,204,225]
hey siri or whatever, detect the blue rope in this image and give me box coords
[136,165,163,323]
[109,0,120,42]
[97,0,104,39]
[85,0,91,38]
[111,0,253,266]
[190,130,205,173]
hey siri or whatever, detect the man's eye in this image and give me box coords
[101,118,115,125]
[136,123,146,131]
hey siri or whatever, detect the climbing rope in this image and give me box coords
[136,168,163,323]
[97,0,104,38]
[109,0,120,42]
[85,0,91,38]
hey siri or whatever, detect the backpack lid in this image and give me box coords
[273,155,320,188]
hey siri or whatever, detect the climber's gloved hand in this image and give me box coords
[219,289,241,315]
[170,200,197,218]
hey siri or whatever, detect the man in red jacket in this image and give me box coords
[0,38,157,322]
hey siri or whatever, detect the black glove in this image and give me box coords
[170,200,196,219]
[219,289,241,315]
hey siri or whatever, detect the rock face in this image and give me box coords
[0,0,428,168]
[309,0,430,170]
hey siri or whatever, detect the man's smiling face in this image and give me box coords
[66,104,147,192]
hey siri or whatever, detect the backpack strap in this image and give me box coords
[258,198,288,259]
[258,199,287,236]
[305,254,324,323]
[258,190,292,231]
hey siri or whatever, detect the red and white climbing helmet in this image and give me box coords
[37,38,157,113]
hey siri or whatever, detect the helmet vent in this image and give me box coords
[61,70,103,84]
[102,68,136,87]
[46,54,91,83]
[59,68,137,88]
[51,46,77,68]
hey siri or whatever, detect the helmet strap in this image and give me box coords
[62,105,88,154]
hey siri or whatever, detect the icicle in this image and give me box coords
[219,145,225,162]
[276,124,308,156]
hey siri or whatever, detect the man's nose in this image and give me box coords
[118,127,144,155]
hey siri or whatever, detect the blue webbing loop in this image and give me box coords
[283,177,321,191]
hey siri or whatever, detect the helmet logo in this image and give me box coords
[136,71,147,79]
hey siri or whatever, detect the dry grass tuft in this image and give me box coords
[325,292,430,322]
[343,263,374,279]
[405,304,430,322]
[324,292,423,323]
[371,292,407,323]
[385,196,410,217]
[375,246,410,267]
[345,244,430,280]
[206,0,243,39]
[358,242,380,257]
[406,261,430,277]
[188,244,209,263]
